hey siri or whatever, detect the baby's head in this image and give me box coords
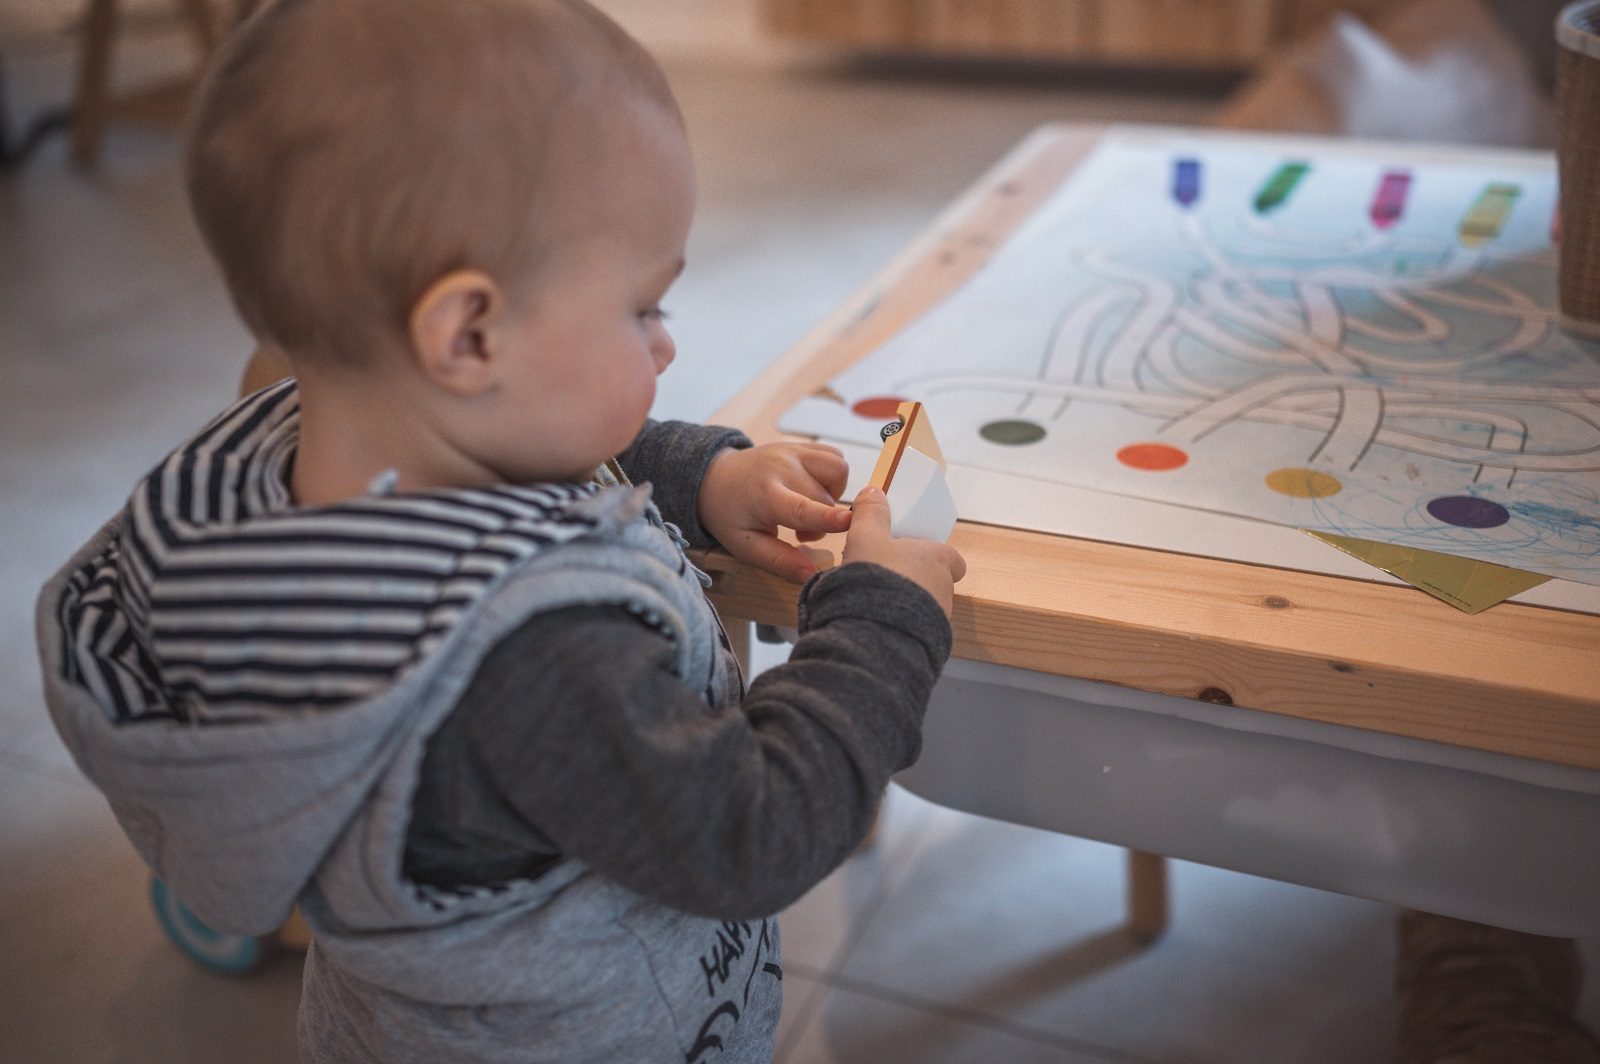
[187,0,694,488]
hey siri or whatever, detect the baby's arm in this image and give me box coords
[620,422,857,585]
[404,561,950,919]
[614,420,750,546]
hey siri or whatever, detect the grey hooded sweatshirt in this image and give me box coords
[36,381,952,1063]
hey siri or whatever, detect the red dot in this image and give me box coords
[852,396,908,419]
[1117,442,1188,471]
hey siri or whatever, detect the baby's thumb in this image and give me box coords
[848,486,891,541]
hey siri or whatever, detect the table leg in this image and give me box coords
[1126,850,1169,944]
[723,616,752,677]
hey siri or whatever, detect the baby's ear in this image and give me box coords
[409,269,504,398]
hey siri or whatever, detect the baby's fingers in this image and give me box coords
[731,530,819,583]
[900,539,966,584]
[937,542,968,582]
[844,486,891,549]
[776,487,852,536]
[798,445,850,500]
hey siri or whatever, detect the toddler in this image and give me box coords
[36,1,964,1061]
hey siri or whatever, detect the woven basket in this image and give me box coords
[1558,2,1600,334]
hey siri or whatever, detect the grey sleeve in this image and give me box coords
[429,561,950,920]
[615,419,752,548]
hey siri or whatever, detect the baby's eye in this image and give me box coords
[638,306,670,323]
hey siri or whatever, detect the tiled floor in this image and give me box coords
[3,15,1597,1064]
[768,783,1401,1064]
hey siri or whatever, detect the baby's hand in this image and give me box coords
[698,442,853,583]
[841,486,966,618]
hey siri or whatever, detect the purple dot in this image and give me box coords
[1426,495,1510,529]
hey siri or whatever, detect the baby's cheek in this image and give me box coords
[612,373,657,447]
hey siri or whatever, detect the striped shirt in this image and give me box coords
[56,380,613,723]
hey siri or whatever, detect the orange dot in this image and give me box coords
[852,396,908,419]
[1117,442,1188,471]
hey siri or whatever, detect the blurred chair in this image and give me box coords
[72,0,260,167]
[1213,0,1555,148]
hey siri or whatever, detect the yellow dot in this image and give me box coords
[1265,467,1343,499]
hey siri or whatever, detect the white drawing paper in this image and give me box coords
[781,129,1600,591]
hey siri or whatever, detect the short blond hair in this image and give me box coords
[186,0,679,364]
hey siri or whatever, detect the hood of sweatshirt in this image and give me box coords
[35,380,651,935]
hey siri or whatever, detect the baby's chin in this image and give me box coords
[499,450,625,486]
[492,416,651,485]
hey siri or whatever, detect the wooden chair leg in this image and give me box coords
[176,0,221,53]
[72,0,237,169]
[72,0,118,168]
[274,907,312,953]
[1126,849,1169,944]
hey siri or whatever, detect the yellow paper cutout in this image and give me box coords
[1301,530,1550,615]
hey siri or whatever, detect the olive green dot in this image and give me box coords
[979,419,1047,446]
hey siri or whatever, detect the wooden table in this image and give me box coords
[702,124,1600,937]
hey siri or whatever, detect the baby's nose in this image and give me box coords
[652,334,676,374]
